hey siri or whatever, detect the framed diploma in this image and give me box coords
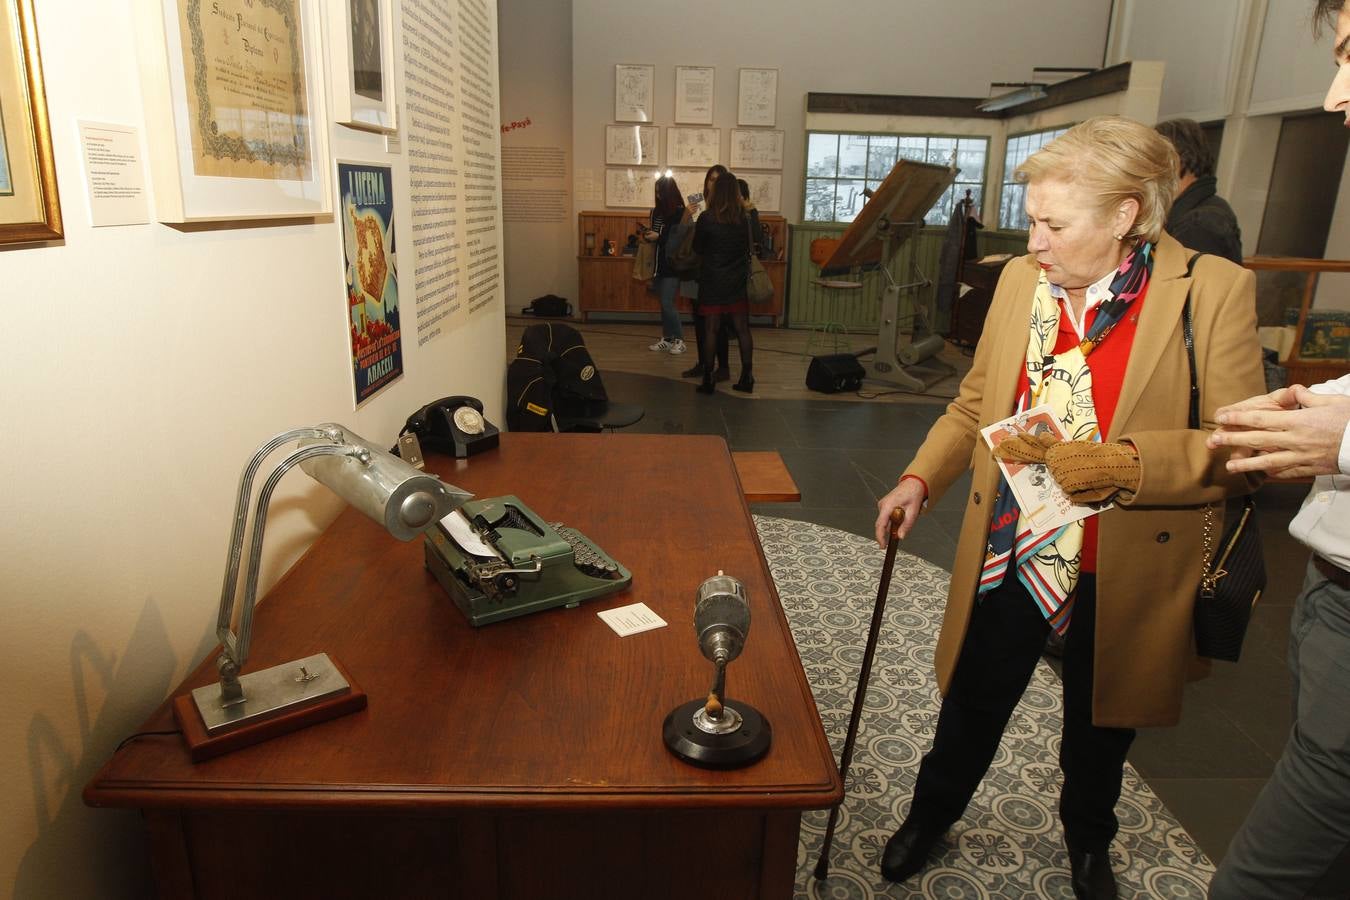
[614,64,654,123]
[133,0,332,222]
[328,0,397,132]
[0,0,62,244]
[674,65,714,125]
[737,68,778,127]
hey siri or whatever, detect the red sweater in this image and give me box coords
[1012,292,1145,572]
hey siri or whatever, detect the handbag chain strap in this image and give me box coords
[1182,252,1223,599]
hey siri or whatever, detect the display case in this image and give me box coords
[576,210,788,325]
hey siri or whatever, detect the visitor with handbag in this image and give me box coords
[692,171,754,394]
[641,175,688,356]
[869,117,1264,898]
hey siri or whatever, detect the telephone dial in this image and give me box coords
[397,395,500,460]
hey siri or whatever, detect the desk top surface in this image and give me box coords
[85,434,842,813]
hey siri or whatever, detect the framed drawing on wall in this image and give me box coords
[674,65,714,125]
[132,0,332,222]
[614,64,654,123]
[737,68,778,127]
[605,125,658,166]
[328,0,397,132]
[604,167,656,209]
[0,0,62,244]
[739,172,782,212]
[666,127,720,169]
[729,129,784,170]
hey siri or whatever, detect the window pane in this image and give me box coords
[835,179,867,222]
[804,178,837,221]
[926,136,956,168]
[897,136,927,162]
[807,134,839,177]
[838,135,869,178]
[866,136,898,179]
[925,186,957,226]
[956,141,987,182]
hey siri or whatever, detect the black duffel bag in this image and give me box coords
[806,353,865,394]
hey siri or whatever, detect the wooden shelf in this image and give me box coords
[578,210,788,325]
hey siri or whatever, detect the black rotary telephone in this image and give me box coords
[396,395,500,461]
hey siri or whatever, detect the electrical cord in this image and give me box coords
[115,729,181,753]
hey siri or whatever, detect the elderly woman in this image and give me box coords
[872,117,1263,898]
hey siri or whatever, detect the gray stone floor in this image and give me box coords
[600,368,1313,869]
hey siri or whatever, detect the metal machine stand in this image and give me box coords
[856,222,956,393]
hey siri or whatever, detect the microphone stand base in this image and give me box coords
[662,698,771,768]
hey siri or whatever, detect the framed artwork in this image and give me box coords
[729,129,784,170]
[605,125,658,166]
[133,0,331,222]
[739,172,782,212]
[0,0,62,244]
[666,127,720,169]
[604,167,658,209]
[674,65,714,125]
[737,68,779,127]
[338,160,403,406]
[328,0,397,132]
[614,64,654,123]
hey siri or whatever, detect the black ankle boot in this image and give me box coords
[879,818,946,883]
[695,378,715,395]
[682,363,705,378]
[733,375,754,393]
[1068,847,1117,899]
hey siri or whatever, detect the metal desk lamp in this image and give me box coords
[173,423,471,761]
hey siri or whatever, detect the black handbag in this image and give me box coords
[1183,255,1266,662]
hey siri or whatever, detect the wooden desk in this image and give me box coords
[84,434,841,899]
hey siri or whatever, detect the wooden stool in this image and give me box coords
[806,278,862,357]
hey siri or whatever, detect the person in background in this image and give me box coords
[692,171,755,394]
[683,165,732,383]
[1204,6,1350,896]
[1154,118,1244,265]
[737,178,763,258]
[642,175,687,355]
[870,117,1263,898]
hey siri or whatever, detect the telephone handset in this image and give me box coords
[397,395,500,460]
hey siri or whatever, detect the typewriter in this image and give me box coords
[424,495,632,626]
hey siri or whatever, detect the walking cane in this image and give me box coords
[813,507,905,881]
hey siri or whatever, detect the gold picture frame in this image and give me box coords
[0,0,62,244]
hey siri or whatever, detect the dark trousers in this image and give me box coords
[907,574,1135,851]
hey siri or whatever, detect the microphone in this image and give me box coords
[663,572,772,768]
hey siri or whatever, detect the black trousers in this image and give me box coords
[907,574,1136,851]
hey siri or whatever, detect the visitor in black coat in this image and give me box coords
[1156,118,1244,264]
[692,173,754,394]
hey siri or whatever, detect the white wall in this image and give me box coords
[1,1,505,896]
[570,0,1112,233]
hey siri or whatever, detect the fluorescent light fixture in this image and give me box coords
[976,83,1048,113]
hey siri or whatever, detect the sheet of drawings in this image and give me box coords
[674,66,715,124]
[729,129,784,170]
[605,167,652,208]
[737,68,778,126]
[979,404,1110,533]
[666,127,721,168]
[670,168,708,202]
[739,172,782,212]
[614,64,654,122]
[605,125,659,166]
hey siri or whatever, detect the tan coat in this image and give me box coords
[905,233,1264,727]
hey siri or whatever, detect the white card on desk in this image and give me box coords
[598,602,668,636]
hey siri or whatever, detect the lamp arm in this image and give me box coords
[215,427,332,643]
[219,441,359,672]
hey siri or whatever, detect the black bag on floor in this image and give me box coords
[522,294,572,317]
[806,353,865,394]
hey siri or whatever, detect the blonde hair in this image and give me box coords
[1015,116,1179,245]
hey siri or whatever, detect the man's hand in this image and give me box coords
[875,478,925,547]
[1207,386,1350,478]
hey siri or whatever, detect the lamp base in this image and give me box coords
[173,652,366,762]
[662,698,771,769]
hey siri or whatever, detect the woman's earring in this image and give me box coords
[1113,233,1123,241]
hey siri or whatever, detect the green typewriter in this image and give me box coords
[424,495,632,626]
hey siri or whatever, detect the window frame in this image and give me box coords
[998,123,1074,232]
[801,129,990,227]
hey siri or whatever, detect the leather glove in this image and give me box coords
[994,435,1140,503]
